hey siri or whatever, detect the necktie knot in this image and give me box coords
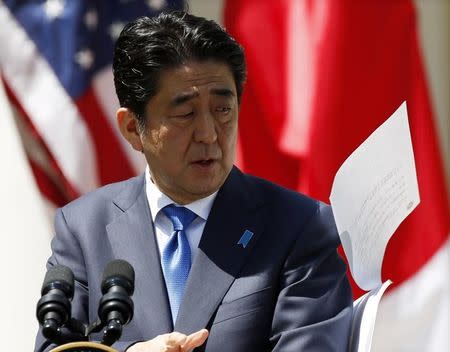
[162,205,197,231]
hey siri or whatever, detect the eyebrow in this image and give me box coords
[210,87,235,98]
[170,91,199,107]
[169,87,235,107]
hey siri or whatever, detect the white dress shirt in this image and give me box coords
[145,167,218,262]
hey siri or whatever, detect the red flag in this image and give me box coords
[225,0,449,349]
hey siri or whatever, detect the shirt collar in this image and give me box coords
[145,166,218,222]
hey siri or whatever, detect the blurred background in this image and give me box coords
[0,0,448,350]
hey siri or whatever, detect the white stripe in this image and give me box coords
[0,74,52,351]
[372,237,450,352]
[92,67,146,174]
[0,4,99,194]
[281,1,329,157]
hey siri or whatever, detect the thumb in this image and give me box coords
[166,331,188,347]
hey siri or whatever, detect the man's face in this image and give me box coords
[141,61,238,204]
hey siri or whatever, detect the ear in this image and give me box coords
[117,107,143,152]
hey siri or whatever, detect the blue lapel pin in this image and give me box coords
[237,230,254,248]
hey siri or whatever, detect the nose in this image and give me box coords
[194,111,217,145]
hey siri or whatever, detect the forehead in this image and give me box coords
[156,61,236,99]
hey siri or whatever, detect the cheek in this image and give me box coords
[220,124,238,151]
[146,126,169,153]
[150,127,193,162]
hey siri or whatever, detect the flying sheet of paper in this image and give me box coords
[330,102,420,291]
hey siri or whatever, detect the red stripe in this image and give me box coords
[3,80,79,206]
[28,159,70,207]
[75,86,135,186]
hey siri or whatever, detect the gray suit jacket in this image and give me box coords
[35,167,352,351]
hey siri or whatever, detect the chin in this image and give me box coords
[191,184,220,197]
[187,179,222,198]
[184,167,230,197]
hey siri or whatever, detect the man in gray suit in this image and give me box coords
[36,11,352,352]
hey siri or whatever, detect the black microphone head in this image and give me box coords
[42,265,74,299]
[37,265,74,334]
[101,260,135,295]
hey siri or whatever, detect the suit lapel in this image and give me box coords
[175,168,266,333]
[106,176,173,337]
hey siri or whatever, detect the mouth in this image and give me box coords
[191,158,216,167]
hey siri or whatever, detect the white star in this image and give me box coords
[147,0,166,11]
[75,49,95,70]
[109,21,125,40]
[44,0,65,20]
[84,9,98,30]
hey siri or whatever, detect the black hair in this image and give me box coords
[113,11,246,129]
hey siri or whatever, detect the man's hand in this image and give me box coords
[127,329,209,352]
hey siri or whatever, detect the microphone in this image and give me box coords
[36,265,74,343]
[97,259,135,346]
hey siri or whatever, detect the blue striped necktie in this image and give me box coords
[161,204,196,323]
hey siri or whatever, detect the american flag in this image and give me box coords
[0,0,184,207]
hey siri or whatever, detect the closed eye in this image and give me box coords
[174,111,194,118]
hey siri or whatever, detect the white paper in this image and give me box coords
[330,102,420,290]
[349,280,392,352]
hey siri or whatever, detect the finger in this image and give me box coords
[181,329,209,351]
